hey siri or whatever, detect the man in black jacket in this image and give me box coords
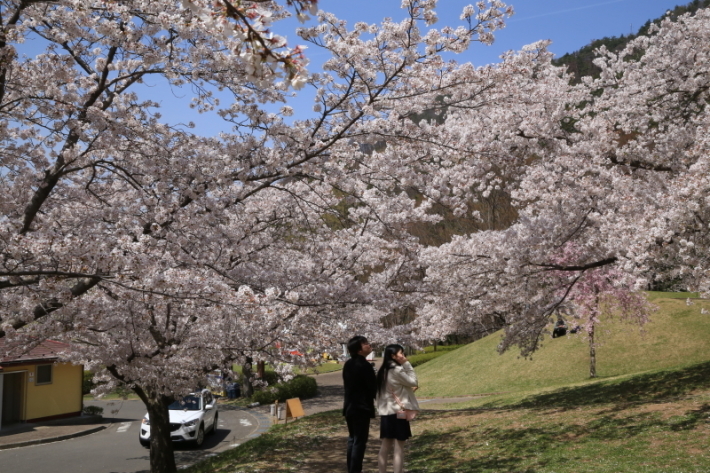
[342,335,377,473]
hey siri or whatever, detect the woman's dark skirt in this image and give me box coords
[380,413,412,441]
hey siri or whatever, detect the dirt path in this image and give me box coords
[302,370,345,416]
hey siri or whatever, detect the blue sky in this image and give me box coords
[19,1,691,135]
[181,0,687,134]
[237,0,684,128]
[310,0,685,68]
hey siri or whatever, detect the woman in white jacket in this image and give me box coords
[376,344,420,473]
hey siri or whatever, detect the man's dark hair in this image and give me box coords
[347,335,368,357]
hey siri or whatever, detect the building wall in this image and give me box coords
[0,368,26,423]
[1,362,82,422]
[0,373,4,427]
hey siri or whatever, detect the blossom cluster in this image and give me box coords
[2,0,708,407]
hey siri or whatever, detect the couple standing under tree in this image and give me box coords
[342,336,421,473]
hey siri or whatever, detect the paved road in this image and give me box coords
[0,399,270,473]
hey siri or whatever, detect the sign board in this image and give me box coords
[285,398,305,420]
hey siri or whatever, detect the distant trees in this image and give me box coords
[554,34,632,81]
[554,0,710,83]
[417,8,710,360]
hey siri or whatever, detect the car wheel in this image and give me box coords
[209,413,218,435]
[193,424,205,447]
[139,438,150,448]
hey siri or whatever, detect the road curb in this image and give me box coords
[176,406,275,470]
[0,425,107,450]
[244,407,273,439]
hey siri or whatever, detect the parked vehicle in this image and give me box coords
[139,389,218,448]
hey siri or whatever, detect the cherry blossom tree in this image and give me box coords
[4,3,707,469]
[0,1,517,471]
[581,8,710,295]
[415,8,710,362]
[535,245,651,378]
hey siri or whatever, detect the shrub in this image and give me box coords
[233,364,280,387]
[83,371,95,395]
[408,352,443,367]
[261,370,280,386]
[114,384,134,399]
[82,405,104,416]
[421,344,464,354]
[408,345,464,367]
[250,375,318,404]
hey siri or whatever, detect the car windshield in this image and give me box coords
[168,395,201,411]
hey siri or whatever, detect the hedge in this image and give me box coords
[408,345,464,367]
[250,375,318,404]
[408,352,443,367]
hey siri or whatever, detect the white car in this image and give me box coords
[139,389,218,448]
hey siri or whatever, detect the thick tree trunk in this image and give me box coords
[589,323,597,379]
[242,357,254,398]
[136,388,177,473]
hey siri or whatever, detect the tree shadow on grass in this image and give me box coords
[408,363,710,473]
[410,424,559,473]
[409,403,710,473]
[185,410,376,473]
[512,361,710,410]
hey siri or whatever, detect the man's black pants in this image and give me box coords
[346,414,370,473]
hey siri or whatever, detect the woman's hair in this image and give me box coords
[376,344,405,394]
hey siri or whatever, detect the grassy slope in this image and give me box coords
[407,362,710,473]
[186,362,710,473]
[416,293,710,398]
[184,292,710,473]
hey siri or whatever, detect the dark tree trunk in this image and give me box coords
[242,357,254,398]
[135,387,177,473]
[589,322,597,379]
[589,289,600,379]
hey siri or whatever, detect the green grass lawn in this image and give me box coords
[181,292,710,473]
[231,360,343,377]
[184,360,710,473]
[407,361,710,473]
[416,294,710,398]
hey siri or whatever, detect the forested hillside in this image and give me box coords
[553,0,710,81]
[409,1,710,250]
[392,2,710,344]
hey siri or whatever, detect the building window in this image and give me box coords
[36,364,53,385]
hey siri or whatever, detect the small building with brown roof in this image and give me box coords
[0,339,83,427]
